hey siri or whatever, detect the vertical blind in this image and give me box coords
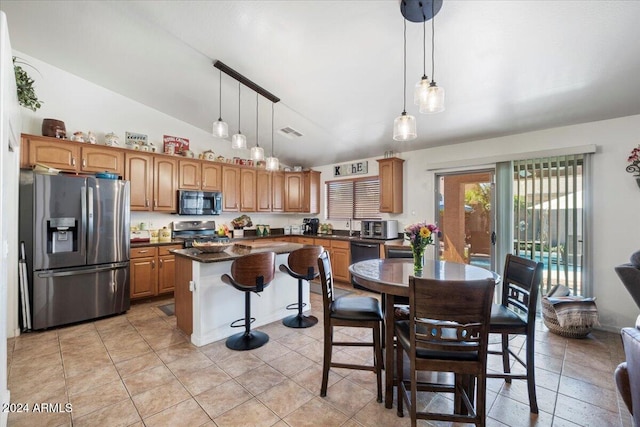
[513,155,585,295]
[327,177,381,219]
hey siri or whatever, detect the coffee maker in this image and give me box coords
[303,218,320,235]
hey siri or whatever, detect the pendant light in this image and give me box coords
[250,92,264,162]
[420,0,445,114]
[231,82,247,149]
[393,18,417,141]
[265,102,279,171]
[212,69,229,138]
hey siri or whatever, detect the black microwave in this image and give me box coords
[178,190,222,215]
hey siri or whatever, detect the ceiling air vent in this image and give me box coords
[278,126,303,139]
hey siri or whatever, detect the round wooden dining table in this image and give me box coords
[349,258,500,408]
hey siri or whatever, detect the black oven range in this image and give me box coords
[172,220,230,248]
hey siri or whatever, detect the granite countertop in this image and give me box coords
[131,240,183,248]
[172,242,304,263]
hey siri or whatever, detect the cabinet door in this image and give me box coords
[153,157,178,212]
[303,171,321,214]
[256,169,272,212]
[27,138,79,171]
[158,254,176,294]
[378,158,404,213]
[81,146,124,175]
[222,166,240,211]
[332,247,351,283]
[201,163,222,191]
[178,159,201,190]
[284,172,304,212]
[125,153,153,211]
[130,256,157,298]
[272,172,285,212]
[240,168,257,212]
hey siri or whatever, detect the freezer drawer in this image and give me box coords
[32,262,130,330]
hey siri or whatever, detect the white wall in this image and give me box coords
[1,11,22,427]
[9,50,640,333]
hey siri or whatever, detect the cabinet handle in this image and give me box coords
[159,259,164,267]
[145,199,149,207]
[82,158,86,168]
[196,181,199,187]
[151,260,155,269]
[138,250,149,253]
[154,200,158,208]
[71,158,76,167]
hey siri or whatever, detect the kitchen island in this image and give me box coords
[172,242,308,347]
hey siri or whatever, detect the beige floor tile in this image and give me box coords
[488,394,554,426]
[257,378,314,418]
[295,339,325,364]
[199,339,237,363]
[143,398,210,427]
[145,330,190,351]
[174,363,231,395]
[66,364,121,396]
[165,351,214,376]
[284,397,349,427]
[123,364,177,396]
[216,351,265,378]
[9,364,65,401]
[131,378,190,419]
[62,351,113,378]
[72,398,141,427]
[105,336,152,363]
[115,351,164,378]
[554,393,622,426]
[558,375,620,413]
[195,379,252,419]
[213,397,280,427]
[323,377,376,416]
[7,407,71,427]
[155,341,201,364]
[12,336,60,359]
[276,331,316,350]
[69,379,130,418]
[249,340,292,362]
[290,363,342,395]
[267,351,315,377]
[498,378,557,415]
[235,364,287,395]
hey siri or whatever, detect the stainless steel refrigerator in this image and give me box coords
[19,171,130,330]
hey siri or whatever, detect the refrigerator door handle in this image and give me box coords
[80,185,87,258]
[37,262,129,278]
[88,186,94,250]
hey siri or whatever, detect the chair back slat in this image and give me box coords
[409,277,495,354]
[501,254,544,321]
[230,252,276,288]
[287,245,324,279]
[317,250,335,315]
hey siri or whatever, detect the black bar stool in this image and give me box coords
[279,245,324,328]
[221,251,276,351]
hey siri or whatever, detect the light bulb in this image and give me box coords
[265,156,279,171]
[419,83,445,114]
[414,77,430,107]
[250,146,264,161]
[231,133,247,150]
[213,119,229,138]
[392,112,417,141]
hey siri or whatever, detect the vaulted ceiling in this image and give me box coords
[3,1,640,167]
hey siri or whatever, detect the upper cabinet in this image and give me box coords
[284,170,320,213]
[22,134,123,175]
[271,171,285,212]
[256,169,272,212]
[125,152,177,212]
[222,166,240,212]
[303,170,320,214]
[377,157,404,213]
[178,159,222,191]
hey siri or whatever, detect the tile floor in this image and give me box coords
[5,286,633,427]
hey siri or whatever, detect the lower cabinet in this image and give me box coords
[314,238,350,283]
[130,244,182,299]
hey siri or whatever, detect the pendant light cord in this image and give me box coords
[271,102,275,156]
[256,92,259,148]
[403,17,407,113]
[218,70,223,120]
[237,82,241,132]
[422,12,426,78]
[431,0,436,82]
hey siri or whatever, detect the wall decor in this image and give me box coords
[626,143,640,188]
[163,135,189,155]
[333,161,368,177]
[125,132,148,149]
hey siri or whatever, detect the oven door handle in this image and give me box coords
[351,242,379,249]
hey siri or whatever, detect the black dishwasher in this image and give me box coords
[350,240,381,291]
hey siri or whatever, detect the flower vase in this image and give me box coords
[412,244,425,276]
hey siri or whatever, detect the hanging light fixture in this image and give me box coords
[393,17,417,141]
[212,69,229,138]
[231,82,247,149]
[420,0,445,114]
[250,92,264,162]
[265,102,279,171]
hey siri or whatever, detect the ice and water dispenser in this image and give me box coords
[47,217,77,253]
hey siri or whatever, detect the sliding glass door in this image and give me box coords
[436,170,496,271]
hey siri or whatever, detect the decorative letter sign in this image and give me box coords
[333,161,368,177]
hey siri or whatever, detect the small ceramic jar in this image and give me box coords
[104,132,119,146]
[72,131,85,142]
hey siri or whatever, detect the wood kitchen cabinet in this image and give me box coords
[377,157,404,213]
[222,166,240,211]
[125,153,177,212]
[284,171,320,213]
[272,171,285,212]
[22,134,124,175]
[256,169,272,212]
[178,159,222,191]
[314,238,350,283]
[130,244,181,299]
[240,168,257,212]
[303,170,321,214]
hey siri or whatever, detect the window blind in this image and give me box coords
[327,177,381,219]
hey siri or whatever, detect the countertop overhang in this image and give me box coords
[171,242,304,263]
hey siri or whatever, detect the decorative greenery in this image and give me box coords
[13,57,42,111]
[626,144,640,176]
[404,222,439,274]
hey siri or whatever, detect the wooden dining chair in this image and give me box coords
[221,251,276,351]
[279,245,324,328]
[383,245,412,318]
[487,254,544,413]
[317,250,384,402]
[395,276,496,427]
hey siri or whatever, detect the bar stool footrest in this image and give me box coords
[230,317,256,329]
[286,302,307,311]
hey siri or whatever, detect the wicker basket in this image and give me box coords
[191,242,232,253]
[541,297,593,338]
